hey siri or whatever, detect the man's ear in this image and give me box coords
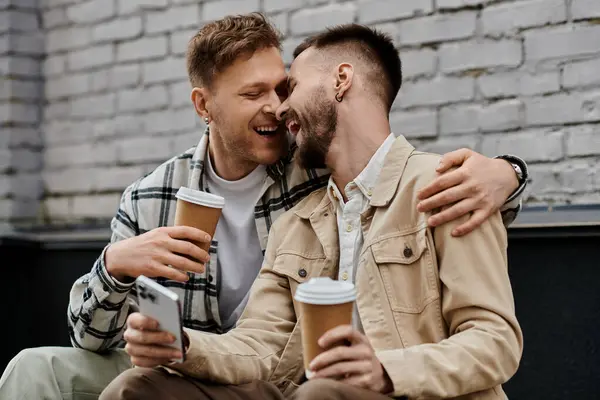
[191,87,211,121]
[334,63,354,100]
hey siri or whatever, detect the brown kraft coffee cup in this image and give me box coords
[294,277,357,379]
[174,186,225,252]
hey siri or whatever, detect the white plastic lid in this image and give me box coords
[175,186,225,209]
[294,277,356,305]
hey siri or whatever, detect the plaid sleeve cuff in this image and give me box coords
[91,245,135,303]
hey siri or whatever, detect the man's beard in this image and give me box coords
[293,87,337,169]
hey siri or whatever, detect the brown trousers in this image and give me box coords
[99,367,397,400]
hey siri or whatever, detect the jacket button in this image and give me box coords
[298,268,307,278]
[403,247,413,258]
[208,274,214,282]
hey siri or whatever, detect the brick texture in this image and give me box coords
[0,0,598,225]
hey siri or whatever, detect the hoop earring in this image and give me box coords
[335,93,343,103]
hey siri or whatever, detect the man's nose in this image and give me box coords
[276,99,289,121]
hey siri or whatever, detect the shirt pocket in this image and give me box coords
[272,253,329,282]
[370,228,439,314]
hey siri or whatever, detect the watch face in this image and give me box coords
[512,163,523,182]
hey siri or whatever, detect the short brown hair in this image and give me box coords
[294,24,402,110]
[186,13,282,88]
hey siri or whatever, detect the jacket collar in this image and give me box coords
[369,135,415,207]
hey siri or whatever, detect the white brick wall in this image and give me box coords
[0,0,599,226]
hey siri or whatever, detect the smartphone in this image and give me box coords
[135,275,185,363]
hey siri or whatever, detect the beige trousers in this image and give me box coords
[0,346,132,400]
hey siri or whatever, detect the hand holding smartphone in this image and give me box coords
[135,275,186,363]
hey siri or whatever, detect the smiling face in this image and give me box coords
[281,49,338,169]
[207,46,289,168]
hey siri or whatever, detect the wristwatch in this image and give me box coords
[496,154,528,186]
[510,162,524,185]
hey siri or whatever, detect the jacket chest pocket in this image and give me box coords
[272,253,333,300]
[369,228,439,314]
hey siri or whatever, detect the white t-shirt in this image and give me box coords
[205,155,268,330]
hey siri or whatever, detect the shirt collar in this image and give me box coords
[327,133,396,206]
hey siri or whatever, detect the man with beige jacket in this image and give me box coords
[101,23,523,400]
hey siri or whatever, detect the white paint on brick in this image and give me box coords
[571,0,600,20]
[525,25,600,61]
[94,166,146,191]
[526,90,600,126]
[46,73,90,99]
[46,26,91,52]
[563,58,600,89]
[203,0,260,22]
[145,4,199,34]
[110,64,141,89]
[263,0,299,13]
[72,193,120,218]
[11,149,42,172]
[565,124,600,157]
[519,72,561,96]
[117,36,168,62]
[43,54,65,76]
[389,109,437,139]
[358,0,433,24]
[399,76,475,108]
[440,99,522,134]
[170,29,196,56]
[3,56,41,77]
[169,80,192,108]
[3,102,39,125]
[92,16,142,42]
[118,136,173,163]
[70,93,115,118]
[43,7,69,29]
[117,85,168,113]
[67,44,113,71]
[118,0,168,16]
[270,12,288,36]
[6,127,41,148]
[11,32,45,55]
[440,104,480,135]
[401,48,437,79]
[1,80,40,101]
[44,169,94,194]
[0,10,39,32]
[66,0,115,24]
[44,197,71,219]
[482,0,566,36]
[398,12,476,45]
[479,99,522,132]
[421,135,480,155]
[290,3,356,36]
[481,130,564,162]
[142,108,197,135]
[436,0,487,9]
[10,173,43,199]
[439,40,522,73]
[142,57,186,84]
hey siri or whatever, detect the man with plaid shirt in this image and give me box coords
[0,13,528,400]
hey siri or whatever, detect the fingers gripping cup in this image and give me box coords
[174,187,225,252]
[294,277,357,379]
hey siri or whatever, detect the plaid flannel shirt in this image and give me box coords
[68,130,527,352]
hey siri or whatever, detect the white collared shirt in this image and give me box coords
[327,133,396,331]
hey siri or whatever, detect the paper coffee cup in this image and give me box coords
[174,187,225,252]
[294,277,357,379]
